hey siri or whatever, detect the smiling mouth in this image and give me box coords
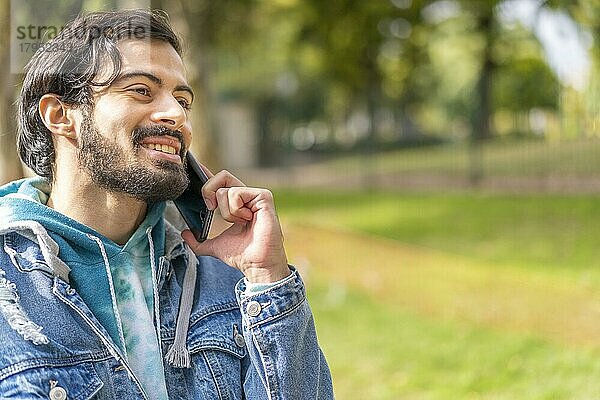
[138,133,185,164]
[142,143,178,155]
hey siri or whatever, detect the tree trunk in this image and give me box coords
[469,10,496,185]
[0,1,23,185]
[175,0,221,170]
[473,12,494,141]
[362,53,379,190]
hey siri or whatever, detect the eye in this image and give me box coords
[129,86,151,97]
[177,98,192,110]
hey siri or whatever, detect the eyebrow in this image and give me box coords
[113,71,194,101]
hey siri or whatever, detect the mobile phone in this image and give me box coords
[174,152,214,242]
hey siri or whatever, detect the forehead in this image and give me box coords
[114,39,187,84]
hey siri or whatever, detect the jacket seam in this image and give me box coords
[188,343,246,359]
[53,283,149,400]
[246,297,307,330]
[250,328,275,400]
[0,353,113,381]
[189,303,240,325]
[160,303,240,336]
[202,351,225,400]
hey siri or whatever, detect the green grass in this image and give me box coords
[274,190,600,398]
[275,190,600,272]
[309,283,600,400]
[319,139,600,177]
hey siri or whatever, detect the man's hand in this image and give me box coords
[181,168,291,284]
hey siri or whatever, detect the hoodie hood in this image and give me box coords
[0,176,179,398]
[0,176,166,342]
[0,177,165,262]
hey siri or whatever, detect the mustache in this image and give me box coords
[132,125,186,156]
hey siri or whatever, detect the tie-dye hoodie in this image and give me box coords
[0,177,169,399]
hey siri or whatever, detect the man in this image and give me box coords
[0,9,333,399]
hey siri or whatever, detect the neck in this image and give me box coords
[47,174,148,246]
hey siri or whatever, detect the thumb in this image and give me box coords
[181,229,214,256]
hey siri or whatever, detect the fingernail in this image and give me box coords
[204,197,214,210]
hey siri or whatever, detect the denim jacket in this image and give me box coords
[0,217,334,399]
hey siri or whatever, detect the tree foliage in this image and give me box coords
[0,0,597,182]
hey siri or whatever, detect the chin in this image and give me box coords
[89,161,189,204]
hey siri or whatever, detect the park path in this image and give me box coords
[239,166,600,193]
[283,223,600,349]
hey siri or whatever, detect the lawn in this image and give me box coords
[309,285,600,400]
[275,190,600,272]
[274,190,600,399]
[320,139,600,177]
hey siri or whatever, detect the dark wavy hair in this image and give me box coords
[17,9,182,181]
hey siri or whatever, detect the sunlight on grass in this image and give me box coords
[276,190,600,398]
[309,284,600,400]
[320,139,600,177]
[285,224,600,348]
[276,190,600,272]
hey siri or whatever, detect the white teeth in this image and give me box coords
[143,143,177,155]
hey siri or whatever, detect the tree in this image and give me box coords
[0,1,23,184]
[539,0,599,137]
[151,0,258,169]
[1,0,89,184]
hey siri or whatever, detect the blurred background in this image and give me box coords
[1,0,600,398]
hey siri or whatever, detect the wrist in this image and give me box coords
[244,264,291,284]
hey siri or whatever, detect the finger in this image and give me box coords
[202,170,245,210]
[228,187,254,221]
[245,188,275,213]
[183,225,244,269]
[181,229,214,256]
[216,187,248,224]
[215,188,232,222]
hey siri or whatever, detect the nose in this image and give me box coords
[150,94,187,131]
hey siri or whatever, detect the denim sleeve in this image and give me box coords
[235,267,334,399]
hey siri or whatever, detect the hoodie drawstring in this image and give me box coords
[87,233,128,356]
[165,243,197,368]
[146,227,163,346]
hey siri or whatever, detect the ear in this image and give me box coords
[38,94,78,140]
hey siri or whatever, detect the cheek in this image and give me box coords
[92,99,137,133]
[183,122,193,148]
[92,110,136,144]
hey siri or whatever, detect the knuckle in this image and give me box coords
[230,186,244,198]
[217,169,233,179]
[261,189,274,201]
[219,209,230,219]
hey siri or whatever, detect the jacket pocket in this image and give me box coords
[0,362,103,399]
[181,344,245,400]
[163,308,247,400]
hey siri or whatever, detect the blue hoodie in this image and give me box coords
[0,177,169,399]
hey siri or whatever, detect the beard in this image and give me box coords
[77,111,190,203]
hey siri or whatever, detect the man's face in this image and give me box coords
[77,39,194,203]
